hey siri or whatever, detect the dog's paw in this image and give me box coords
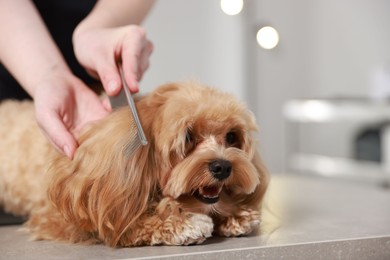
[216,209,260,237]
[159,213,214,246]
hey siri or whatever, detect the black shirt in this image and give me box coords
[0,0,97,101]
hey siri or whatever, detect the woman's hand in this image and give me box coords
[73,25,153,96]
[33,68,110,159]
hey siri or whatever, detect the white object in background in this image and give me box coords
[284,99,390,123]
[369,62,390,101]
[256,26,279,50]
[220,0,243,16]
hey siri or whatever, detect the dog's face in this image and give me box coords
[147,83,261,210]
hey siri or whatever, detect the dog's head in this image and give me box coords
[141,82,267,213]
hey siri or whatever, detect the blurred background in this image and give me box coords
[140,0,390,184]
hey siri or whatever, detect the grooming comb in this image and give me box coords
[110,62,148,154]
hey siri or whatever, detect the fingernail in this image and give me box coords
[131,81,139,93]
[108,80,118,94]
[63,145,72,159]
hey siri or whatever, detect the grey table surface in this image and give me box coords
[1,174,389,260]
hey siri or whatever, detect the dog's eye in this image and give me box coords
[185,130,193,144]
[225,131,237,146]
[184,129,196,155]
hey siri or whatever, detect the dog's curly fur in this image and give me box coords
[0,82,268,247]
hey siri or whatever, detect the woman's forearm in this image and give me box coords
[0,0,70,97]
[75,0,155,34]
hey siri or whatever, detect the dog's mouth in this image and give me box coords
[194,185,223,204]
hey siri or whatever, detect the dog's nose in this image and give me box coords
[209,159,232,180]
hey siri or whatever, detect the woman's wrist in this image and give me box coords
[27,62,73,99]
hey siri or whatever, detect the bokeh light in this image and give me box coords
[220,0,244,16]
[256,26,280,50]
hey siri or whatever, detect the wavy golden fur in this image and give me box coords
[0,82,268,247]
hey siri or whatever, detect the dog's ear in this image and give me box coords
[240,110,259,160]
[242,149,269,208]
[46,104,157,247]
[137,82,181,164]
[239,109,268,207]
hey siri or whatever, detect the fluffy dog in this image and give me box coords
[0,82,268,247]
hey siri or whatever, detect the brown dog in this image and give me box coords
[0,82,268,247]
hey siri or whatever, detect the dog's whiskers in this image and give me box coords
[210,204,222,215]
